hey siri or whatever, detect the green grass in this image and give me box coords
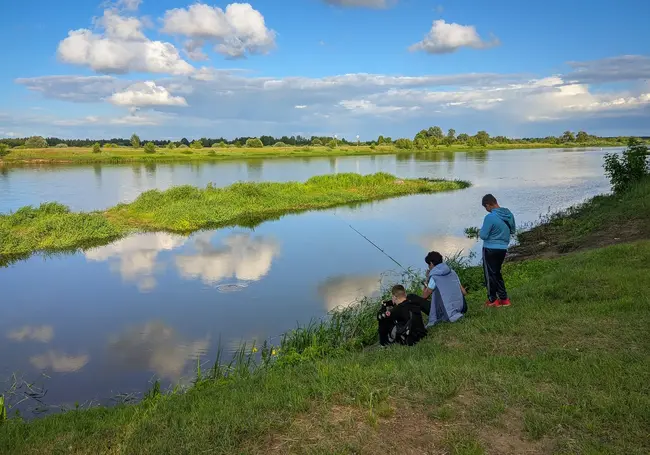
[0,173,469,260]
[1,241,648,454]
[0,141,623,165]
[513,177,650,258]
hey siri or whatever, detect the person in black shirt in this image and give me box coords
[377,284,427,346]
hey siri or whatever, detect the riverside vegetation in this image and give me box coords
[1,141,648,454]
[0,173,469,261]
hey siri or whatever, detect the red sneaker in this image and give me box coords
[485,299,498,307]
[498,298,511,307]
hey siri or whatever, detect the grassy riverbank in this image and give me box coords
[0,173,468,260]
[0,141,622,165]
[2,180,649,454]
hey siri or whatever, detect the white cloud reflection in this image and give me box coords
[317,275,382,312]
[85,232,187,291]
[7,325,54,343]
[30,351,89,373]
[175,231,280,285]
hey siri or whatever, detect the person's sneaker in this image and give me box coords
[485,299,498,307]
[498,298,511,307]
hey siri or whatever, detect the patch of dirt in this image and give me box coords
[509,219,647,261]
[477,408,553,455]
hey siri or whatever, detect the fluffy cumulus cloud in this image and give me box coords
[57,9,193,75]
[410,19,499,54]
[108,81,188,107]
[161,3,276,58]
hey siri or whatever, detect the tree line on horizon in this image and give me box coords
[0,128,640,150]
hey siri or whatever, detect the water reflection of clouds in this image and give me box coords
[317,275,382,312]
[175,232,280,285]
[414,234,478,258]
[7,325,54,343]
[30,351,89,373]
[108,321,209,381]
[84,233,187,291]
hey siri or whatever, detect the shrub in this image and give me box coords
[0,143,9,157]
[92,142,101,154]
[218,141,227,148]
[207,150,216,156]
[103,143,119,148]
[604,138,649,193]
[311,138,323,146]
[369,144,376,150]
[394,138,413,149]
[327,140,337,149]
[167,142,177,149]
[24,136,48,148]
[130,133,140,148]
[143,142,157,154]
[190,140,203,149]
[211,143,220,148]
[273,142,287,147]
[246,138,264,148]
[12,145,26,150]
[234,141,243,148]
[181,150,193,155]
[55,143,68,148]
[178,144,190,149]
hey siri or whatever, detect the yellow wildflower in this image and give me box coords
[271,349,277,356]
[252,347,258,353]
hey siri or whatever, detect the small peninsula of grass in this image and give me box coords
[0,141,623,165]
[1,182,649,454]
[0,173,469,260]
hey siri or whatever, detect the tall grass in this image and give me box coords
[0,173,469,259]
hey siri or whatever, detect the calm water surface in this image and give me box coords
[0,148,618,415]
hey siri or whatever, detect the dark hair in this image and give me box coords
[425,251,443,266]
[482,193,498,207]
[391,284,406,297]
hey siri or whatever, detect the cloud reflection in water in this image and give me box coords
[7,325,54,343]
[30,351,89,373]
[317,275,382,312]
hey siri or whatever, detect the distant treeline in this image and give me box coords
[0,127,644,149]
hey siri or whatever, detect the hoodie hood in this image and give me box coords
[430,262,451,277]
[493,207,515,227]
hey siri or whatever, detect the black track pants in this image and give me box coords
[483,247,508,302]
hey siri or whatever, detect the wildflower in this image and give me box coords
[271,349,277,356]
[252,347,258,353]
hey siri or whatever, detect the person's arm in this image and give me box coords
[460,284,467,296]
[509,213,516,235]
[422,276,436,300]
[479,214,492,241]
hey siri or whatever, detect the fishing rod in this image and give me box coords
[334,213,427,286]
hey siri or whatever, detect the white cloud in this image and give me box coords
[294,105,307,109]
[57,10,193,75]
[175,232,280,285]
[15,75,125,102]
[410,19,499,54]
[108,81,188,107]
[30,351,89,373]
[317,275,382,312]
[184,39,209,61]
[116,0,142,11]
[161,3,276,58]
[7,325,54,343]
[566,55,650,84]
[323,0,393,7]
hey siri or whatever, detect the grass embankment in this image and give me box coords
[0,141,621,165]
[1,181,649,454]
[0,173,468,261]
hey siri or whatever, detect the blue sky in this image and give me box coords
[1,0,649,140]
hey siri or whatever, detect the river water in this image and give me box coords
[0,148,618,415]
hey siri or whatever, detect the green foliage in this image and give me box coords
[167,142,177,149]
[428,126,444,140]
[475,130,489,147]
[24,136,48,148]
[0,143,9,157]
[178,144,189,149]
[327,140,337,149]
[103,143,119,148]
[130,133,140,148]
[603,138,649,193]
[234,141,243,148]
[190,140,203,149]
[218,141,227,148]
[311,138,323,146]
[576,131,589,143]
[181,150,193,155]
[246,138,264,148]
[561,131,575,143]
[273,142,287,147]
[0,395,6,424]
[207,150,216,156]
[143,142,156,154]
[369,144,376,150]
[394,138,413,149]
[92,143,101,154]
[55,143,68,148]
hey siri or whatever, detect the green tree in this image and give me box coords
[0,143,9,157]
[143,142,156,154]
[218,141,227,148]
[561,131,575,143]
[467,136,479,147]
[603,138,649,193]
[246,138,264,148]
[167,142,177,149]
[311,138,323,146]
[428,126,443,140]
[414,137,427,149]
[377,135,385,145]
[234,141,242,148]
[25,136,48,148]
[384,137,392,144]
[327,139,337,149]
[190,140,203,149]
[92,142,101,153]
[130,133,141,148]
[445,128,456,145]
[394,138,413,149]
[475,130,490,147]
[456,133,469,143]
[576,131,589,143]
[273,142,287,147]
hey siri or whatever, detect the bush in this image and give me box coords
[190,140,203,149]
[369,144,376,150]
[327,140,337,149]
[181,150,193,155]
[211,143,220,148]
[167,142,177,149]
[273,142,287,147]
[218,141,227,148]
[92,142,101,154]
[604,138,649,193]
[394,138,413,149]
[143,142,157,154]
[207,150,216,156]
[234,141,243,148]
[12,145,26,150]
[178,144,190,149]
[0,143,9,157]
[246,138,264,148]
[24,136,48,148]
[103,143,119,148]
[311,138,323,146]
[55,143,68,148]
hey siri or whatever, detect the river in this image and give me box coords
[0,147,619,415]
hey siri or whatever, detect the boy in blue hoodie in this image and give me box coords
[479,194,516,307]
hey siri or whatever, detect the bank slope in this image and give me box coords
[0,173,469,260]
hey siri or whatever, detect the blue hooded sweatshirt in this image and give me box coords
[479,207,516,250]
[427,263,465,327]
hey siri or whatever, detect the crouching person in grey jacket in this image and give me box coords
[421,251,468,328]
